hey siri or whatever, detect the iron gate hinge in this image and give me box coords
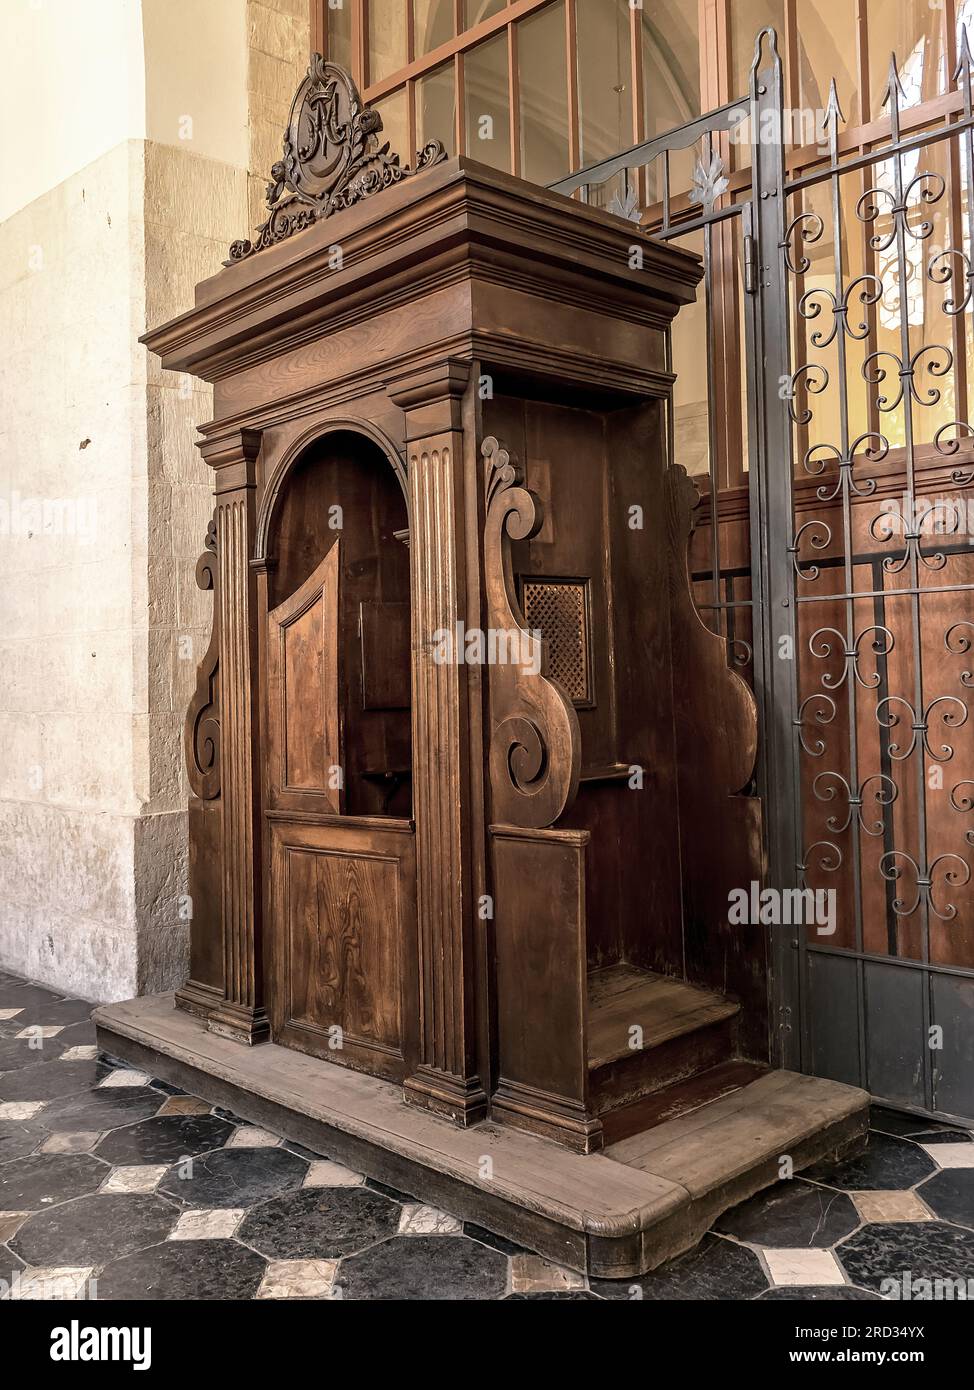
[743,232,758,294]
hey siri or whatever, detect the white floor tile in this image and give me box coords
[257,1259,339,1300]
[303,1159,364,1187]
[225,1126,281,1148]
[168,1209,246,1240]
[101,1165,168,1194]
[764,1247,846,1287]
[398,1203,463,1235]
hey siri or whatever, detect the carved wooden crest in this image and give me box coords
[226,57,447,264]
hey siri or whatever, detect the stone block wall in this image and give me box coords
[0,0,308,999]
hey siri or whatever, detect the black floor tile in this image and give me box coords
[0,1034,69,1070]
[364,1177,414,1203]
[804,1132,936,1190]
[10,1193,178,1266]
[0,1120,48,1162]
[157,1145,308,1208]
[870,1106,959,1138]
[282,1139,329,1161]
[506,1291,602,1299]
[911,1130,973,1145]
[714,1179,859,1248]
[93,1114,234,1166]
[0,1059,109,1103]
[918,1169,974,1228]
[758,1285,881,1300]
[237,1186,402,1259]
[5,997,94,1028]
[837,1220,974,1296]
[591,1234,769,1301]
[337,1235,508,1300]
[52,1020,97,1049]
[0,1153,108,1208]
[38,1085,164,1133]
[96,1238,267,1300]
[211,1106,248,1125]
[0,982,70,1013]
[462,1222,528,1257]
[148,1079,187,1097]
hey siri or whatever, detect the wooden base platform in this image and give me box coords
[94,993,869,1279]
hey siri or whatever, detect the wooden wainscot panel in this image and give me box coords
[267,818,418,1082]
[489,825,599,1153]
[179,797,224,1017]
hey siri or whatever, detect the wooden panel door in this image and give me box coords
[264,535,418,1079]
[266,543,341,814]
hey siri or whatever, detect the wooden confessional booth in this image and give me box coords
[148,54,765,1140]
[125,59,864,1275]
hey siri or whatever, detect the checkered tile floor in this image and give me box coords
[2,970,973,1299]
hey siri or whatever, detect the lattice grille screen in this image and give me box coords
[521,577,592,706]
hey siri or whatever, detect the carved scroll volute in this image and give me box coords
[482,437,581,828]
[185,518,221,801]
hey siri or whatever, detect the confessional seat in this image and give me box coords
[587,964,739,1068]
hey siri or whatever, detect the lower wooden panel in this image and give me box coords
[176,796,224,1020]
[267,817,418,1082]
[489,824,598,1151]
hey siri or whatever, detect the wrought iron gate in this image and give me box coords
[553,27,974,1123]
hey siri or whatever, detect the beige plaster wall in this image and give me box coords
[0,0,307,999]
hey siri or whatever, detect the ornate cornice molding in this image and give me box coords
[225,56,446,265]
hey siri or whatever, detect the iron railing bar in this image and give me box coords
[784,110,974,197]
[647,202,744,241]
[797,582,974,602]
[806,942,974,981]
[549,96,749,196]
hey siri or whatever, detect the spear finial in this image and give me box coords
[823,78,844,132]
[820,78,844,159]
[954,22,974,83]
[881,53,905,139]
[882,52,906,110]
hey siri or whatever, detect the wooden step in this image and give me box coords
[587,965,740,1116]
[600,1059,768,1145]
[588,965,739,1067]
[604,1069,867,1243]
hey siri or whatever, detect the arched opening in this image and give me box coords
[265,429,411,819]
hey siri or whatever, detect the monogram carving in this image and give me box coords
[482,436,580,828]
[226,57,446,264]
